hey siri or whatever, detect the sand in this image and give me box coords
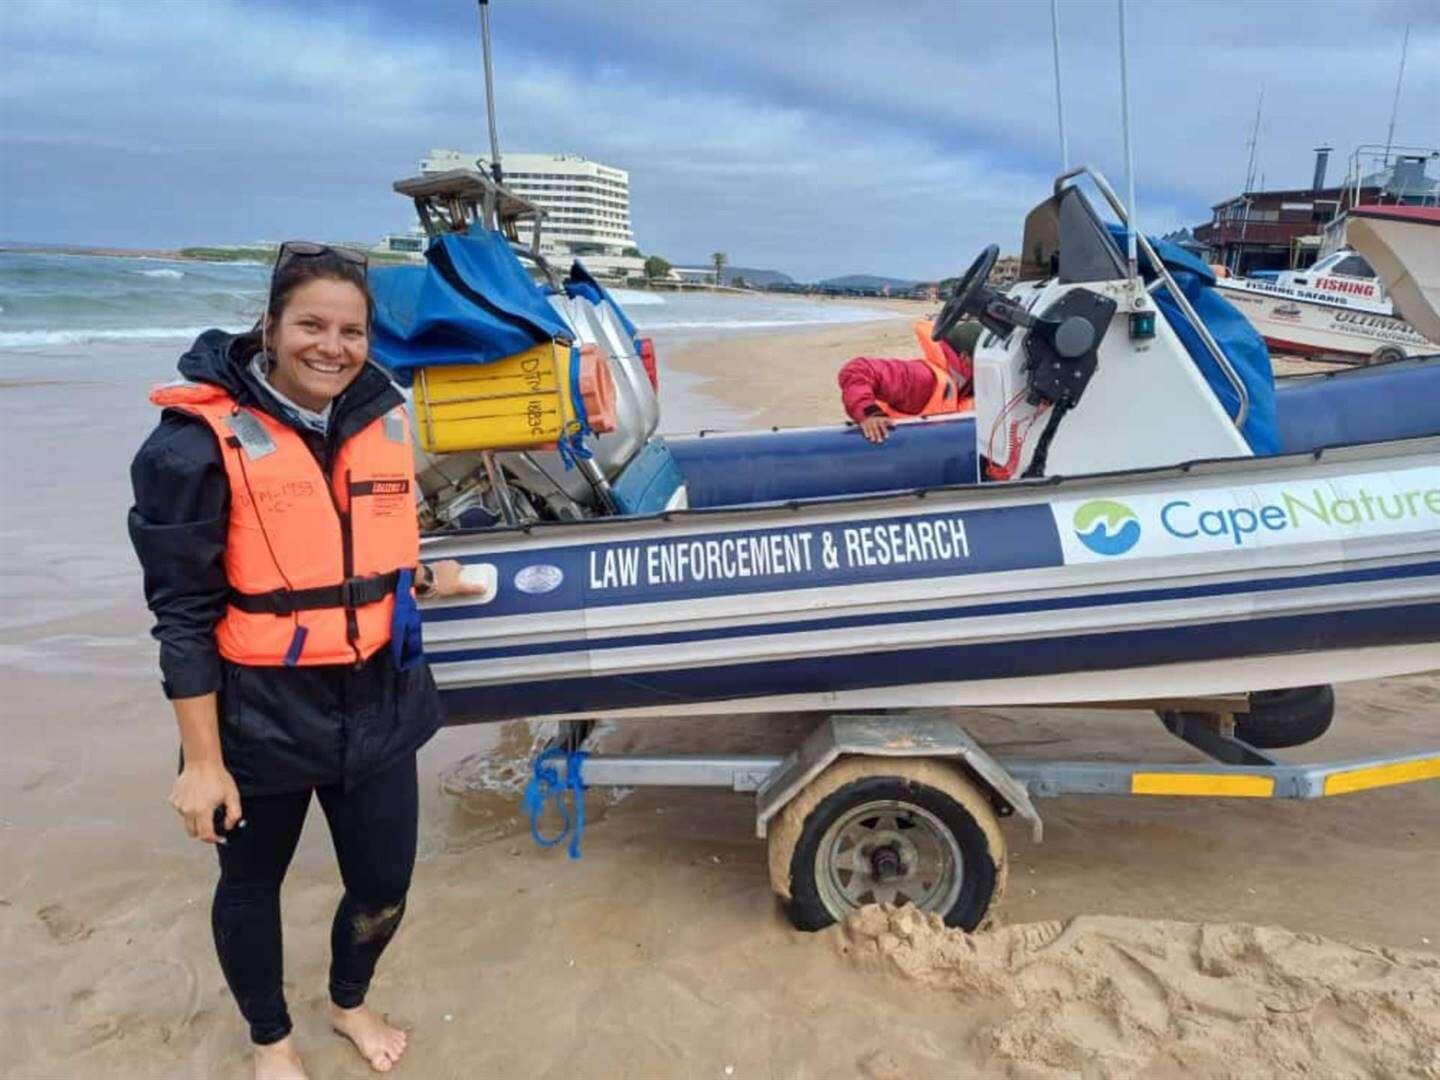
[658,298,933,429]
[841,906,1440,1078]
[2,323,1438,1079]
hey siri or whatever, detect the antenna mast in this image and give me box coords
[1050,0,1068,171]
[477,0,503,183]
[1383,23,1410,166]
[1242,86,1264,194]
[1232,86,1263,274]
[1117,0,1138,284]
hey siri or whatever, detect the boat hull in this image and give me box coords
[1216,279,1435,360]
[1347,207,1440,346]
[422,438,1440,723]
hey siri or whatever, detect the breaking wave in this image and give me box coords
[0,325,244,348]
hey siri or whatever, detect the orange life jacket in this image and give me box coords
[149,380,419,667]
[877,321,975,419]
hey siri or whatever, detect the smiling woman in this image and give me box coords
[259,242,375,413]
[127,242,485,1079]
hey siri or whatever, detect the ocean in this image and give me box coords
[0,251,891,355]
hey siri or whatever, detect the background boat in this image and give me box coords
[1215,272,1434,363]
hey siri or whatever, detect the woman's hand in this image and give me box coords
[424,559,490,600]
[169,761,243,845]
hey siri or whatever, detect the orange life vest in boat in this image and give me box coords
[149,381,419,667]
[876,321,975,419]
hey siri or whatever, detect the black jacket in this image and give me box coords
[129,330,442,795]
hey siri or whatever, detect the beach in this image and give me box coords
[2,280,1439,1078]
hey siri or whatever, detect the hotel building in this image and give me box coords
[419,149,643,277]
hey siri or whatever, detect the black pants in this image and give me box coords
[212,753,418,1045]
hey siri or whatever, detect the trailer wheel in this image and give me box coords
[1236,685,1335,748]
[1160,685,1335,750]
[767,757,1007,933]
[1367,345,1406,366]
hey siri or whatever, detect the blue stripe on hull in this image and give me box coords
[436,601,1440,724]
[426,559,1440,665]
[425,502,1063,620]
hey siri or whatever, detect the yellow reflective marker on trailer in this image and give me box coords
[1130,772,1275,797]
[1322,755,1440,796]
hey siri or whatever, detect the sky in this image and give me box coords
[2,0,1437,281]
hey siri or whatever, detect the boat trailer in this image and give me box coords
[526,702,1440,931]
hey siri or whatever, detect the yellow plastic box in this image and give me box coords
[412,340,576,453]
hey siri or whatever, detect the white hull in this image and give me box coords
[1347,211,1440,345]
[558,642,1440,720]
[1216,279,1435,359]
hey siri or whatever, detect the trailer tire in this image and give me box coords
[1235,685,1335,748]
[1161,685,1335,749]
[767,757,1007,933]
[1367,345,1406,367]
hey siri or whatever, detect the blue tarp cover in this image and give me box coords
[1106,225,1278,454]
[368,228,571,385]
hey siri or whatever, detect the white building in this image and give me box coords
[420,150,643,278]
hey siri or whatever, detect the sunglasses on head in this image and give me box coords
[273,241,369,274]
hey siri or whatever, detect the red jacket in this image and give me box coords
[838,341,972,423]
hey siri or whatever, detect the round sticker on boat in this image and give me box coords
[514,564,564,595]
[1073,499,1141,556]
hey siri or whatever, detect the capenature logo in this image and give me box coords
[1073,500,1141,556]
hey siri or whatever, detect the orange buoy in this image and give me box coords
[577,343,618,434]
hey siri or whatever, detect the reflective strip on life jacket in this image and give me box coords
[876,321,975,419]
[149,381,419,667]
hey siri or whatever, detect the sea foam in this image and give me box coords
[607,288,666,307]
[0,325,244,348]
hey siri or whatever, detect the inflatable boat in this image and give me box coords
[370,167,1440,725]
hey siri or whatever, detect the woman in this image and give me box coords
[129,243,482,1078]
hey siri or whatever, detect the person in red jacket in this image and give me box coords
[839,320,981,443]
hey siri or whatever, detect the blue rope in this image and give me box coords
[556,344,595,472]
[522,746,589,859]
[555,420,594,472]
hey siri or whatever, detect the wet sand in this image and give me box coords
[2,328,1437,1078]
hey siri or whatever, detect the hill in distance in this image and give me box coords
[676,263,795,287]
[726,266,794,287]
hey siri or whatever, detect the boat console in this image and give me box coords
[959,182,1257,481]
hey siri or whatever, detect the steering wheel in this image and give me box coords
[932,244,999,343]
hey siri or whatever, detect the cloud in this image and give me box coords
[1,0,1435,279]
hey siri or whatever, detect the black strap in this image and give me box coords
[228,571,401,615]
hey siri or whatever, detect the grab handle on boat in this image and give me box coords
[1054,165,1251,432]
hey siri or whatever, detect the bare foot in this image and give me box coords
[331,1002,408,1073]
[253,1036,308,1080]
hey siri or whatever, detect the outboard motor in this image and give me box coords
[371,168,683,529]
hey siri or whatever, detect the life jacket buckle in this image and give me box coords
[340,576,363,609]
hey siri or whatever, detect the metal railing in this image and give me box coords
[1053,165,1251,431]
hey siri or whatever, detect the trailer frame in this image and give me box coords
[532,703,1440,928]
